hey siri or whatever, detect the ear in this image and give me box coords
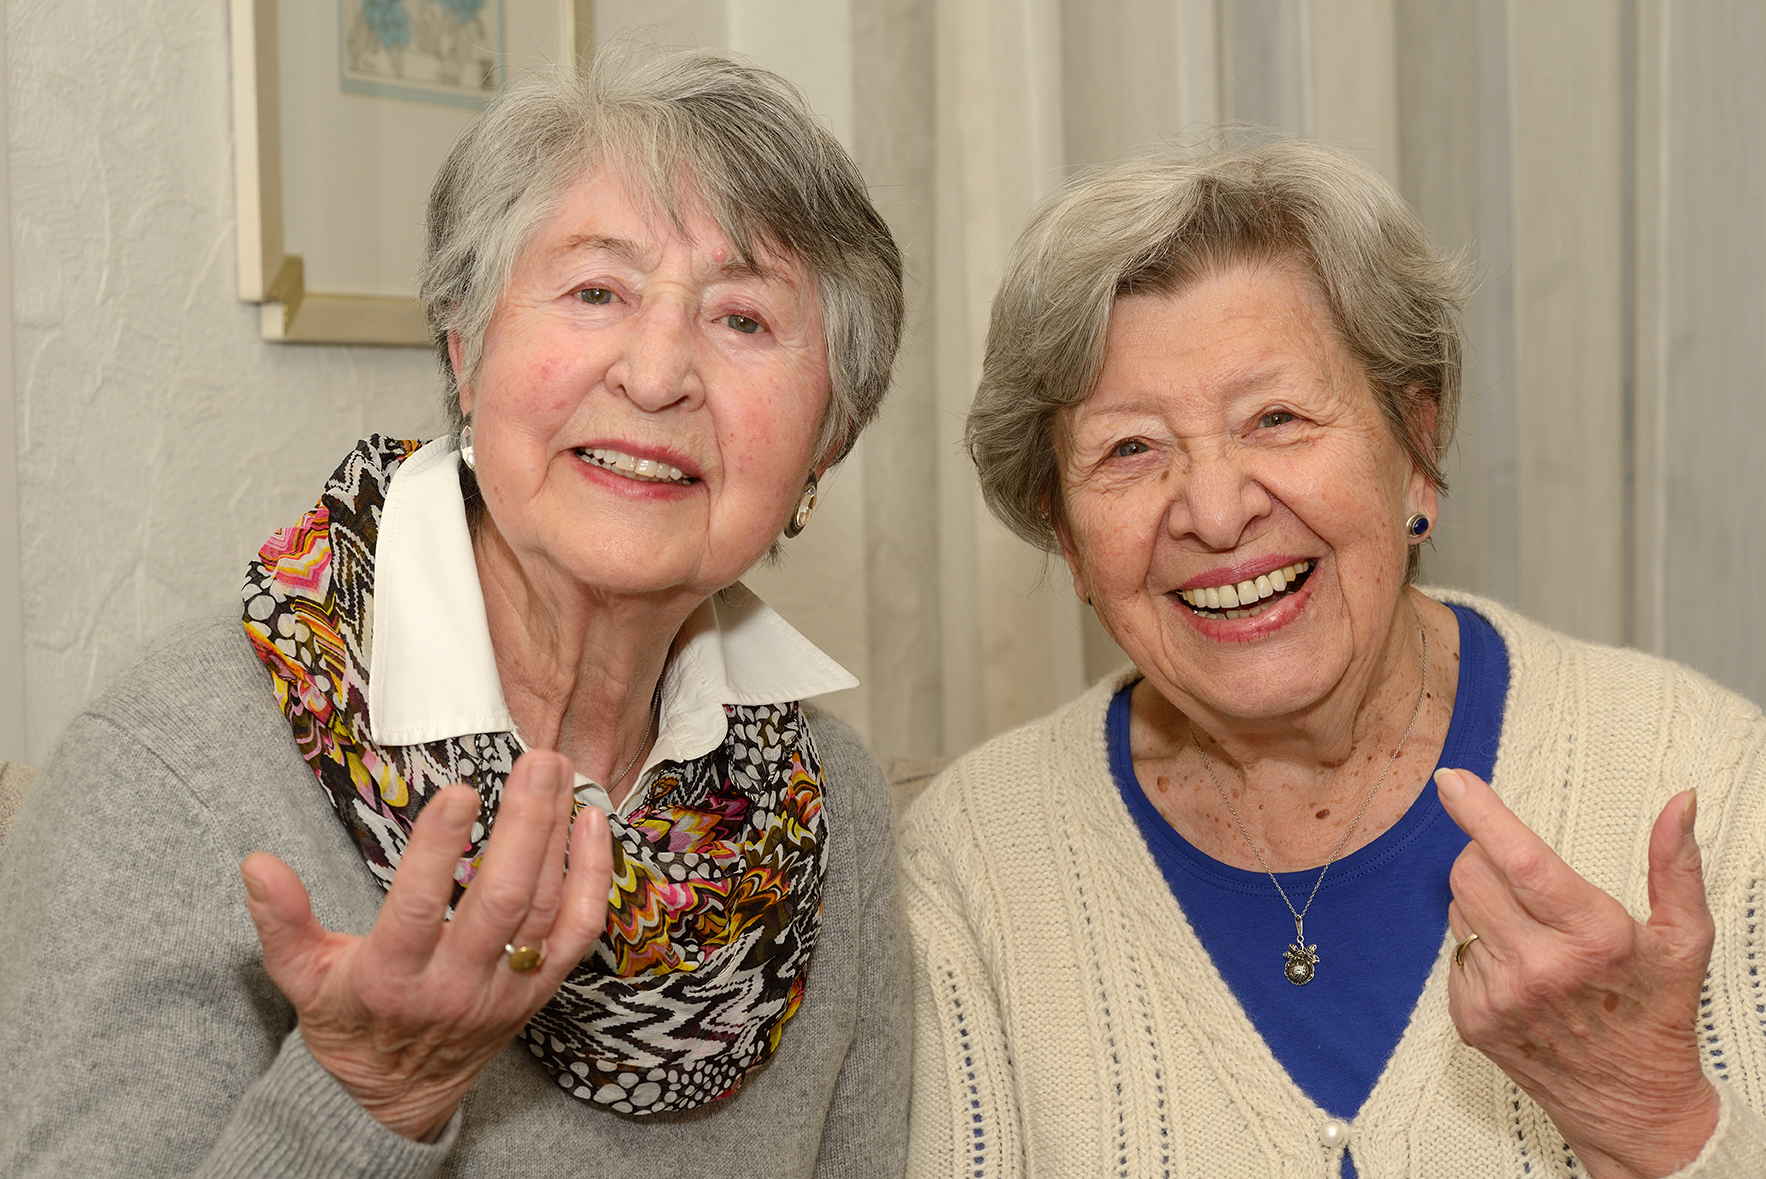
[1405,388,1441,526]
[448,330,474,418]
[1048,494,1092,606]
[1408,467,1441,535]
[812,425,849,483]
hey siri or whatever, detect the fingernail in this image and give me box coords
[1434,768,1465,800]
[240,867,267,903]
[1683,788,1698,837]
[527,757,566,798]
[444,791,480,825]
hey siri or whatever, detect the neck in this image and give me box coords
[1129,588,1460,871]
[473,520,702,803]
[1151,591,1435,780]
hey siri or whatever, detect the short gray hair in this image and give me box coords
[966,140,1472,578]
[420,49,903,469]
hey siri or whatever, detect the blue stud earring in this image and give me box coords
[1406,513,1430,539]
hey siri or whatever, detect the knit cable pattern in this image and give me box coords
[903,592,1766,1178]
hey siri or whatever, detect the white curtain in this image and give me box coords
[622,0,1766,758]
[758,0,1410,758]
[796,0,1766,758]
[6,0,1762,763]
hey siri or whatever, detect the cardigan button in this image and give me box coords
[1318,1119,1351,1150]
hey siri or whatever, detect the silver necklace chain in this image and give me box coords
[607,677,664,795]
[1192,624,1428,985]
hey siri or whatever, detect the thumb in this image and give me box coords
[240,851,332,1003]
[1646,790,1713,948]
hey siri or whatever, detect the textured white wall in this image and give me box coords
[10,0,444,761]
[9,0,880,763]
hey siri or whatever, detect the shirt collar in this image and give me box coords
[367,438,857,796]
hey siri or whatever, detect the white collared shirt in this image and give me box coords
[366,437,857,818]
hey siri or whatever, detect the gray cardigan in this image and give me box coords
[0,616,908,1178]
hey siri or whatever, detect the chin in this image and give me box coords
[1164,639,1343,720]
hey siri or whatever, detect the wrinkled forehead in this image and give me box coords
[1051,255,1345,444]
[523,151,811,287]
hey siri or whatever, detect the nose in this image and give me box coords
[604,297,706,414]
[1168,446,1273,550]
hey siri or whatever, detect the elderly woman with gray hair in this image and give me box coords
[0,53,906,1177]
[902,142,1766,1178]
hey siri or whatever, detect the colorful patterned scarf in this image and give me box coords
[242,436,827,1115]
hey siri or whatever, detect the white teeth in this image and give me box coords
[581,448,690,484]
[1182,560,1313,619]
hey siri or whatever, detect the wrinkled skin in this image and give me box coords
[1058,261,1721,1173]
[242,752,613,1142]
[1439,768,1718,1179]
[239,163,834,1143]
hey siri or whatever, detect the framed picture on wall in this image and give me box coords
[341,0,505,108]
[231,0,591,346]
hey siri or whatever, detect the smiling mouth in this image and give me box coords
[1177,560,1314,621]
[576,447,698,485]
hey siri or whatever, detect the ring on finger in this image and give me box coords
[1454,931,1480,970]
[505,940,548,974]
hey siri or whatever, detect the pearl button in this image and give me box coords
[1318,1119,1351,1150]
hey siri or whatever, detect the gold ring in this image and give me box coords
[1454,932,1480,970]
[505,941,546,973]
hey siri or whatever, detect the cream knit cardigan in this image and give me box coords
[901,593,1766,1178]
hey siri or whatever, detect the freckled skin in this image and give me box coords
[462,167,833,607]
[460,167,829,609]
[1065,261,1464,871]
[455,165,832,781]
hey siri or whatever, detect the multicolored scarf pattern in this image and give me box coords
[242,437,826,1114]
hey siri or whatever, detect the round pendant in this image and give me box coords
[1283,942,1319,986]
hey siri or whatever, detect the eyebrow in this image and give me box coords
[548,233,774,283]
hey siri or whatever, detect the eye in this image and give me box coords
[722,313,762,335]
[1113,438,1150,458]
[1258,410,1296,429]
[576,287,615,305]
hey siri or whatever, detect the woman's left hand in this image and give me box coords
[1437,768,1719,1179]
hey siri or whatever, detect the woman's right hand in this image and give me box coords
[239,750,613,1142]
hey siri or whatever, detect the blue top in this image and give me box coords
[1109,603,1508,1175]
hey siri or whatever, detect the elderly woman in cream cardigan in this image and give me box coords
[903,142,1766,1178]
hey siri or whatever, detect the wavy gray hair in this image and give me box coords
[420,50,903,470]
[966,139,1472,580]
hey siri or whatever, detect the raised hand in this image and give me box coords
[240,750,613,1142]
[1436,767,1718,1179]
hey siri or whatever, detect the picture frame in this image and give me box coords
[231,0,590,346]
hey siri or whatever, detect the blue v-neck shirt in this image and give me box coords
[1109,604,1508,1177]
